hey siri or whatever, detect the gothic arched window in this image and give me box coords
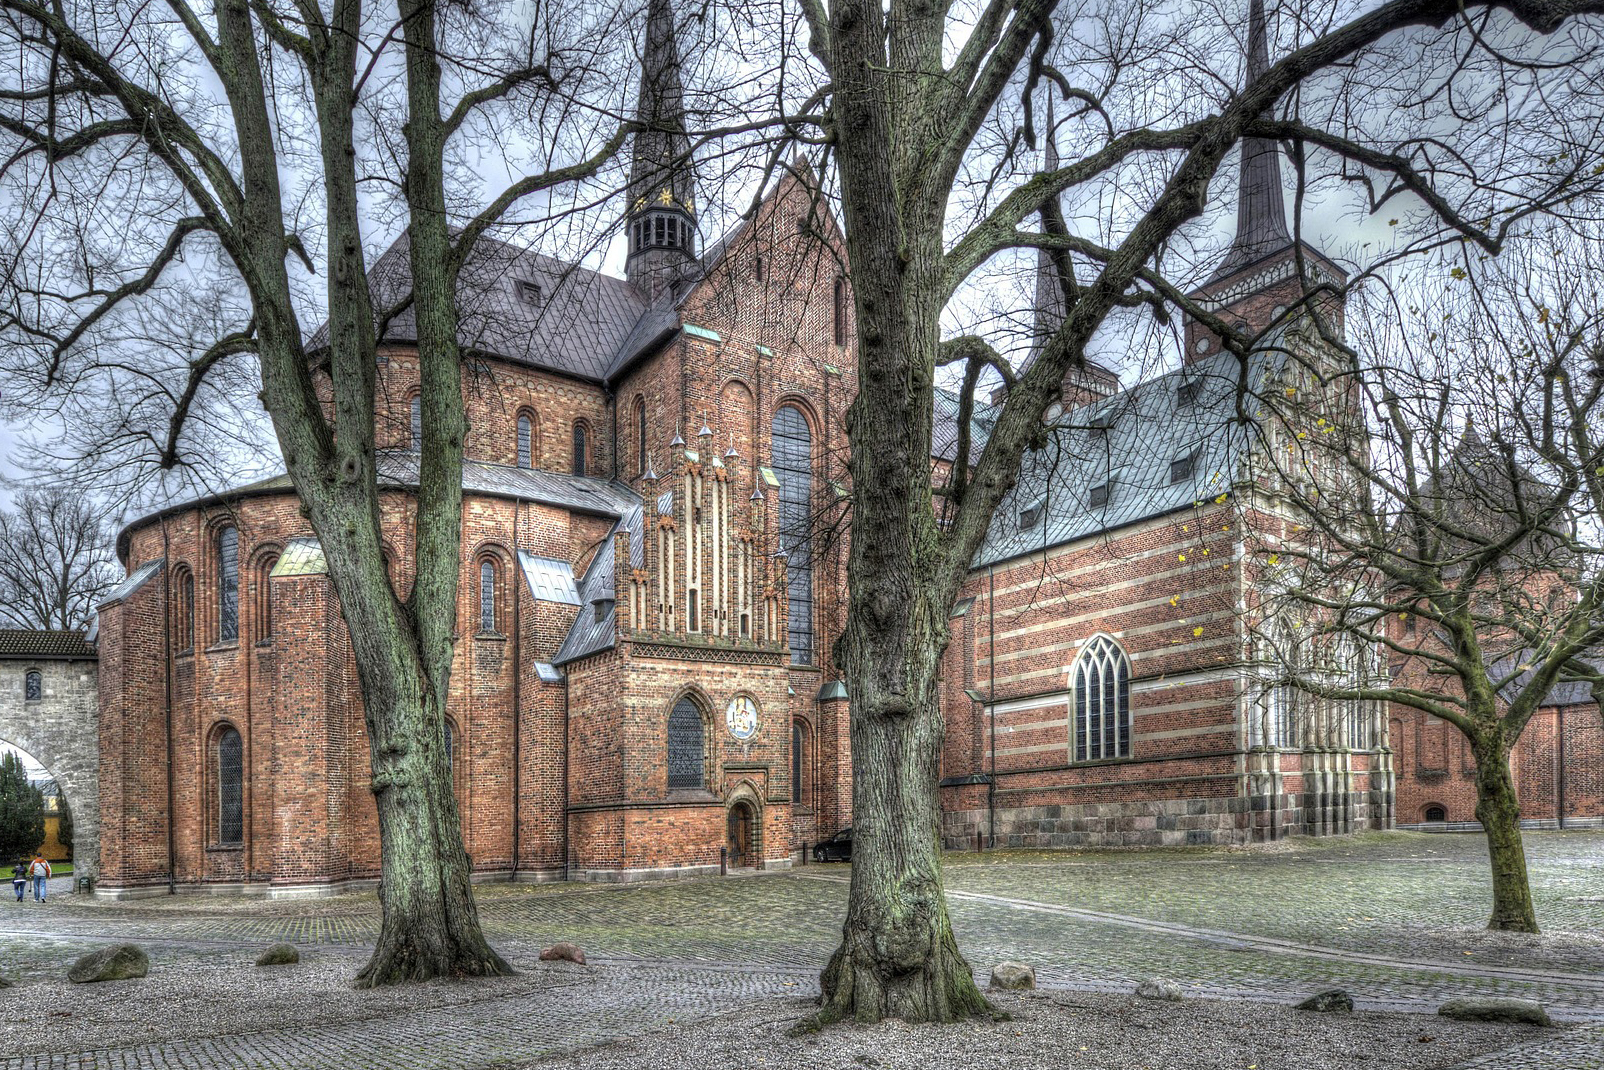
[409,395,422,451]
[771,405,814,665]
[1071,635,1131,762]
[24,671,41,702]
[217,527,240,643]
[217,726,243,844]
[444,720,455,772]
[517,413,534,469]
[667,697,705,790]
[478,558,498,634]
[572,421,588,477]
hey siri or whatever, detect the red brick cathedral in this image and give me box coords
[102,0,1535,899]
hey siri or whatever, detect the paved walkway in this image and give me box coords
[2,831,1601,1069]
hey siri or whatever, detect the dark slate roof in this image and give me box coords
[1488,651,1600,708]
[554,501,646,666]
[603,305,682,380]
[0,629,97,659]
[370,452,645,665]
[932,387,998,464]
[974,346,1280,568]
[317,231,650,383]
[373,451,639,518]
[101,558,164,608]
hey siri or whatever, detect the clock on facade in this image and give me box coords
[725,695,759,740]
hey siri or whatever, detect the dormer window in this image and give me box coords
[515,280,543,306]
[1177,377,1203,408]
[1019,497,1047,530]
[1169,450,1198,484]
[1088,481,1112,510]
[1088,413,1114,435]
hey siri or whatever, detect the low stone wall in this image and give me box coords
[944,789,1391,850]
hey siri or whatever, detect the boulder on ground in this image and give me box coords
[1296,988,1354,1013]
[1135,979,1182,1002]
[1437,997,1551,1026]
[539,942,586,965]
[989,962,1036,991]
[256,943,300,966]
[67,944,149,984]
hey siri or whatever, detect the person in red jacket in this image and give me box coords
[27,855,50,902]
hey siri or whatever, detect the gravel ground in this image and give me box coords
[0,942,590,1055]
[529,991,1555,1070]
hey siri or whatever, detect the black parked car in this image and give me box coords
[812,827,852,862]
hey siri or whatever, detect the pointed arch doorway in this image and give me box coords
[727,799,757,869]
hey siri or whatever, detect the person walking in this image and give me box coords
[27,855,50,902]
[9,861,24,902]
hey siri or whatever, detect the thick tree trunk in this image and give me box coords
[815,601,995,1024]
[816,62,996,1010]
[1470,733,1539,933]
[295,486,510,987]
[355,679,510,985]
[341,0,510,987]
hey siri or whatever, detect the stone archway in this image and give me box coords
[0,649,99,883]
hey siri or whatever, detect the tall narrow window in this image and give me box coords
[667,698,705,790]
[258,556,278,641]
[833,277,848,346]
[479,559,497,633]
[175,568,195,650]
[218,527,240,643]
[217,726,243,844]
[572,421,588,477]
[444,720,455,772]
[1071,635,1131,761]
[24,671,41,702]
[410,395,422,451]
[772,406,814,664]
[635,397,648,476]
[1268,624,1302,748]
[1267,681,1296,747]
[792,720,810,809]
[517,414,534,469]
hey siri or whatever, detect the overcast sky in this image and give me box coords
[0,740,49,782]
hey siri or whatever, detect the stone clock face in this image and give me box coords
[725,695,758,741]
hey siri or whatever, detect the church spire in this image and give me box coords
[1011,90,1118,408]
[1031,92,1065,354]
[1207,0,1293,283]
[625,0,698,301]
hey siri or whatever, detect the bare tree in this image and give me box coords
[0,485,118,631]
[794,0,1604,1024]
[1240,221,1604,932]
[0,0,632,983]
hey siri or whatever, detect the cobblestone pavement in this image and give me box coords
[1,831,1600,1069]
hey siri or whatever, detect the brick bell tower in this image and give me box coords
[624,0,700,305]
[1184,0,1347,365]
